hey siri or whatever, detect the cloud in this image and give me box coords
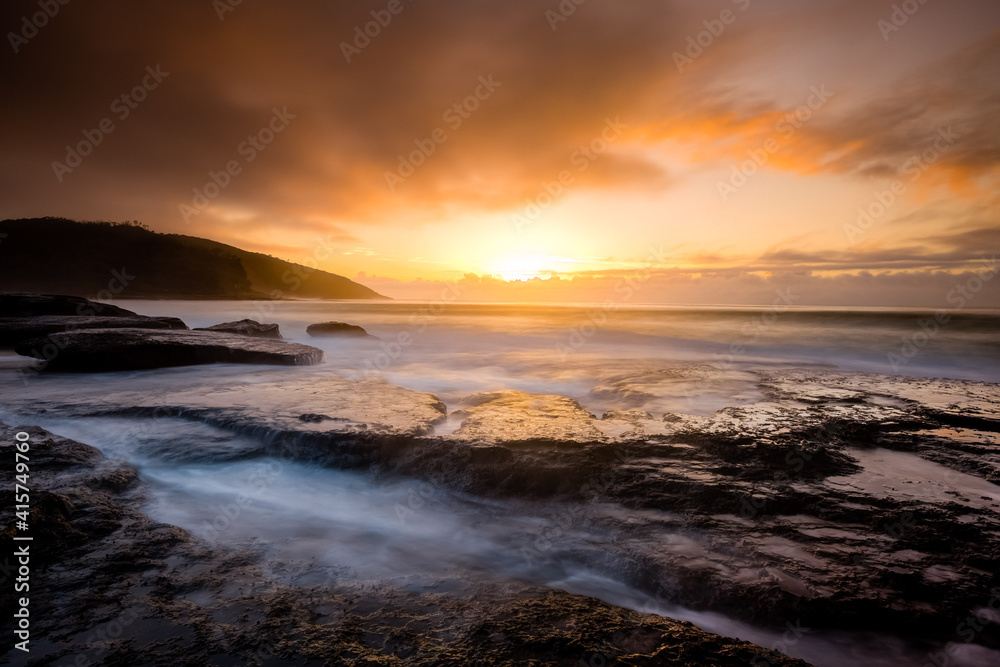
[359,266,1000,308]
[0,1,693,236]
[652,28,1000,188]
[1,0,998,300]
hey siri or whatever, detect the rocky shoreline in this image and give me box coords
[5,372,1000,646]
[1,294,324,371]
[13,328,325,372]
[0,422,808,666]
[2,294,998,664]
[1,364,998,663]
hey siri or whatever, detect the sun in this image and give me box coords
[488,254,557,281]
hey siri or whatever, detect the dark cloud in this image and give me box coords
[1,0,692,231]
[813,32,1000,182]
[1,0,998,298]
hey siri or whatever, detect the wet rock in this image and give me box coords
[13,328,324,371]
[603,409,654,422]
[3,368,1000,656]
[0,292,189,346]
[195,318,282,339]
[415,376,1000,643]
[306,321,373,338]
[0,292,138,317]
[0,314,189,346]
[0,424,136,561]
[451,590,809,666]
[590,365,761,415]
[72,376,449,456]
[451,390,607,445]
[0,421,808,666]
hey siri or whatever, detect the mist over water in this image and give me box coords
[130,301,1000,373]
[126,300,1000,412]
[6,412,994,667]
[4,300,1000,667]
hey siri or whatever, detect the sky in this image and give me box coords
[2,0,999,306]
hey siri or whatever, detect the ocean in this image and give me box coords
[2,299,999,666]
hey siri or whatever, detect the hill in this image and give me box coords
[0,218,387,300]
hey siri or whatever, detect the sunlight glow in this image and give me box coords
[487,254,563,281]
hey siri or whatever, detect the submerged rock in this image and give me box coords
[3,367,999,657]
[195,318,282,339]
[451,390,608,445]
[306,321,373,338]
[121,375,447,446]
[14,328,324,371]
[1,421,809,666]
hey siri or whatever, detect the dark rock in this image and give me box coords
[306,321,373,338]
[195,318,282,339]
[456,591,810,666]
[297,412,349,423]
[0,314,188,346]
[0,421,809,666]
[0,292,138,317]
[66,376,445,439]
[4,370,1000,660]
[14,328,324,371]
[453,390,608,444]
